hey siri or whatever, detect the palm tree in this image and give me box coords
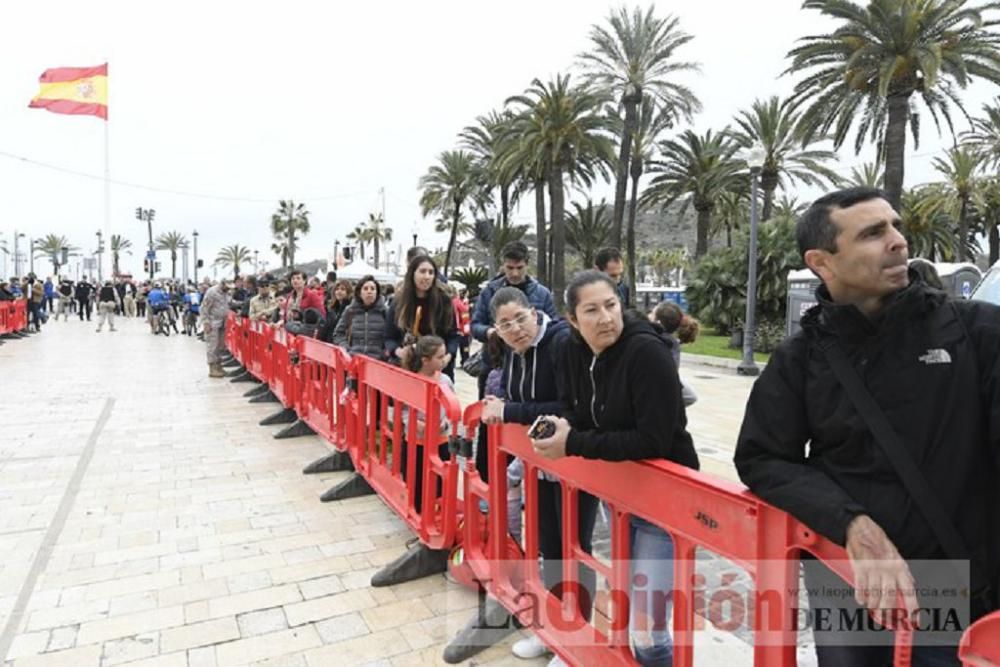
[624,98,675,301]
[900,185,960,261]
[933,146,984,261]
[731,96,840,221]
[33,234,78,275]
[785,0,1000,209]
[849,161,885,188]
[215,244,253,279]
[362,212,393,269]
[711,190,748,249]
[566,199,614,267]
[579,5,701,246]
[503,75,616,306]
[472,217,529,270]
[461,110,523,228]
[110,235,132,277]
[419,150,479,275]
[963,100,1000,163]
[346,223,372,262]
[155,231,187,279]
[270,241,290,269]
[972,176,1000,264]
[641,129,743,258]
[270,200,310,270]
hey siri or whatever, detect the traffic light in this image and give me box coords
[154,261,162,273]
[343,247,353,261]
[197,259,204,268]
[143,259,150,273]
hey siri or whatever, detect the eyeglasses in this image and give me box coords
[496,312,533,334]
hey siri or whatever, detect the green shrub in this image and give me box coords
[686,215,802,335]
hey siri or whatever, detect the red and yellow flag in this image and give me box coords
[29,64,108,120]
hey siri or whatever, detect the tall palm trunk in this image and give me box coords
[288,229,296,270]
[884,92,911,210]
[611,88,641,248]
[534,183,547,281]
[374,238,380,269]
[548,167,567,309]
[958,195,970,262]
[761,170,779,222]
[626,156,643,305]
[171,252,177,279]
[113,252,120,276]
[500,184,510,227]
[443,200,461,275]
[989,223,999,265]
[695,202,712,258]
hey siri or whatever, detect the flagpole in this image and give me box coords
[103,61,110,281]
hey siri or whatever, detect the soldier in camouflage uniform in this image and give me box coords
[200,280,232,378]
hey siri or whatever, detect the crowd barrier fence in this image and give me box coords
[222,315,999,667]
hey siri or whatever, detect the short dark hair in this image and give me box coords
[594,247,623,271]
[501,241,529,263]
[797,187,889,259]
[490,286,532,319]
[406,246,430,264]
[289,270,306,280]
[326,271,337,282]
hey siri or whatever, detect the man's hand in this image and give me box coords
[845,515,919,626]
[482,396,504,425]
[530,416,570,460]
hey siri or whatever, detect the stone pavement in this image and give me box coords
[0,315,769,667]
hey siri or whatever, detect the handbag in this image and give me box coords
[822,338,995,615]
[461,348,488,377]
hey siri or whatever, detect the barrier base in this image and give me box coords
[248,390,280,404]
[370,543,448,587]
[243,383,271,398]
[222,358,241,369]
[303,451,354,475]
[319,472,374,502]
[259,407,297,426]
[273,419,315,439]
[442,597,519,664]
[225,366,246,378]
[229,370,257,383]
[220,351,233,361]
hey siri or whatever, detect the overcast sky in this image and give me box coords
[2,0,998,279]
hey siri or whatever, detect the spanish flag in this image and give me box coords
[29,64,108,120]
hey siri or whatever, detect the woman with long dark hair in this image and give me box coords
[331,275,388,359]
[530,270,699,667]
[385,255,459,377]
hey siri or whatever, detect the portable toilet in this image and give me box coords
[786,268,821,336]
[930,261,983,300]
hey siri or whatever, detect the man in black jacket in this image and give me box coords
[735,187,1000,665]
[75,278,94,321]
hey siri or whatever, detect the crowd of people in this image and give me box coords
[5,186,998,666]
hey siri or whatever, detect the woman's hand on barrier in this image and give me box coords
[845,514,919,626]
[531,416,569,460]
[482,397,504,425]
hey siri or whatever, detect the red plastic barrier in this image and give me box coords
[960,610,1000,666]
[0,302,8,334]
[245,320,273,383]
[296,336,355,449]
[12,300,27,331]
[225,314,237,355]
[268,327,300,410]
[457,403,925,667]
[352,358,462,551]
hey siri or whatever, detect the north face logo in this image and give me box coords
[918,349,952,365]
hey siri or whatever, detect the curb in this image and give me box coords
[683,352,768,372]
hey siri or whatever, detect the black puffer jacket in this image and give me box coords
[735,275,1000,585]
[560,314,698,467]
[332,296,388,359]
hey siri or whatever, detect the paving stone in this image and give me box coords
[236,607,289,637]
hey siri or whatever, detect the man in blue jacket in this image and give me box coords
[472,241,557,341]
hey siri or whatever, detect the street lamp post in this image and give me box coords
[192,230,199,284]
[135,207,156,280]
[411,223,418,249]
[13,232,25,277]
[737,143,767,377]
[29,237,35,275]
[96,230,104,281]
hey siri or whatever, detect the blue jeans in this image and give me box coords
[629,516,674,667]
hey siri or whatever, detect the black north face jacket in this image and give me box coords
[735,274,1000,590]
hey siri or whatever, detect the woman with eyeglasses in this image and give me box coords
[479,287,598,665]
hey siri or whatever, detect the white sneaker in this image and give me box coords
[512,634,550,659]
[547,657,567,667]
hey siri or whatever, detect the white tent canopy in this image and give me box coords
[317,259,398,284]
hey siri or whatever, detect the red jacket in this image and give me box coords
[452,296,470,336]
[281,287,326,322]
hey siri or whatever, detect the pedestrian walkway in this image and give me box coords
[0,317,762,666]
